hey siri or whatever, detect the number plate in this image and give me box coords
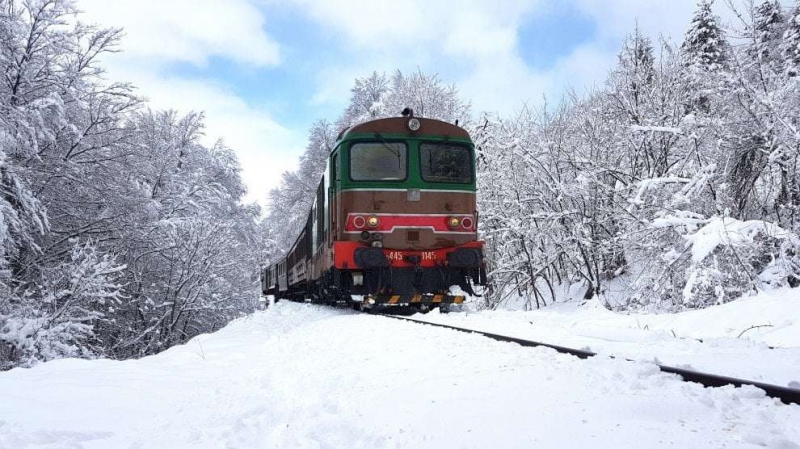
[421,251,437,261]
[387,251,438,262]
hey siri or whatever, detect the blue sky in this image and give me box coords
[77,0,718,208]
[519,4,596,69]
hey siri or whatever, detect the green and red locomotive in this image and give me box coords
[261,112,486,312]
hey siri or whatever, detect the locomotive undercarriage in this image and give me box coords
[275,267,484,314]
[323,265,484,313]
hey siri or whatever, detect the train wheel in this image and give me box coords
[317,284,330,305]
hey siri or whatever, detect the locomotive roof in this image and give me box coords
[337,117,470,141]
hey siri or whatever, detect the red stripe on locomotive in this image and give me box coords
[344,213,476,233]
[333,241,484,269]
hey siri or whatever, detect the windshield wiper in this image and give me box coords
[375,134,402,168]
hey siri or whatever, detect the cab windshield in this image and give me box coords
[420,143,473,184]
[350,142,407,181]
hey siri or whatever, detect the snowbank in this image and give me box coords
[423,287,800,386]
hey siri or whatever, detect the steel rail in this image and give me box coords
[382,314,800,406]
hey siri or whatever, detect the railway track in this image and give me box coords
[382,314,800,406]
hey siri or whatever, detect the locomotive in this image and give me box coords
[260,111,486,312]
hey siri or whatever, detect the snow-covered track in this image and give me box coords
[383,314,800,406]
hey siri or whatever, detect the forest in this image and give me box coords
[0,0,261,369]
[3,0,799,369]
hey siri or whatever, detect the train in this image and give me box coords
[260,110,486,312]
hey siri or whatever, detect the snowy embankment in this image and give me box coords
[419,288,800,387]
[1,302,799,448]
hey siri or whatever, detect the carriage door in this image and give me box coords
[328,152,339,246]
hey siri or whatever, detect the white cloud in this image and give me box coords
[574,0,697,45]
[124,72,305,206]
[286,0,542,115]
[296,0,708,117]
[456,42,617,115]
[309,65,365,106]
[76,0,298,208]
[456,0,702,113]
[284,0,537,58]
[79,0,280,66]
[441,7,527,59]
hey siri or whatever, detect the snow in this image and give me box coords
[419,287,800,387]
[630,125,683,134]
[1,301,799,448]
[651,210,707,230]
[629,176,689,206]
[685,217,794,263]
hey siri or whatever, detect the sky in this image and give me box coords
[75,0,736,209]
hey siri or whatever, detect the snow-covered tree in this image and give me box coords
[749,0,785,64]
[0,1,260,368]
[783,1,800,76]
[105,110,259,357]
[682,0,728,71]
[338,71,390,126]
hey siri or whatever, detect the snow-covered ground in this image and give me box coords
[417,287,800,388]
[1,301,799,448]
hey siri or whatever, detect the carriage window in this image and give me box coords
[350,142,407,181]
[420,143,473,184]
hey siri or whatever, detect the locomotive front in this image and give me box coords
[329,115,486,310]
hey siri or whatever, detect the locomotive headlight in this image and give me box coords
[367,215,380,228]
[353,215,366,229]
[448,217,461,228]
[408,118,421,131]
